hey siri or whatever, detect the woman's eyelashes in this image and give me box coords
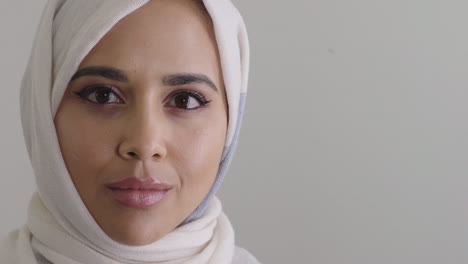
[165,90,212,111]
[74,85,211,110]
[74,85,123,104]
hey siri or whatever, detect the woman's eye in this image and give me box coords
[75,86,123,104]
[167,91,210,110]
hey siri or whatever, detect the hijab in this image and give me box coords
[0,0,250,263]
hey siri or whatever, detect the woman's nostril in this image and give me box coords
[128,152,137,157]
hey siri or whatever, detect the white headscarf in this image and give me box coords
[0,0,250,263]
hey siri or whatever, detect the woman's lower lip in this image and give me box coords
[109,188,169,209]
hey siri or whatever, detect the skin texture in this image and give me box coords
[54,0,227,246]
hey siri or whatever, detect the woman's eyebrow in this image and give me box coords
[162,73,218,92]
[70,67,218,92]
[70,66,128,82]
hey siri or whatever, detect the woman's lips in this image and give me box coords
[109,189,169,209]
[106,177,172,209]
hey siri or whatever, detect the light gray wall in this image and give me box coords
[0,0,44,241]
[2,1,468,263]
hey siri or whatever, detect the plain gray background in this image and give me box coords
[2,0,468,263]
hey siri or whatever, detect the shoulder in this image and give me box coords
[232,246,261,264]
[0,227,36,263]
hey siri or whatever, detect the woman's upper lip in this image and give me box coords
[107,177,172,191]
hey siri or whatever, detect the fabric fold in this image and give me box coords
[29,194,234,264]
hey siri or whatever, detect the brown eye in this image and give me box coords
[167,91,210,110]
[94,89,111,103]
[174,94,198,109]
[75,86,123,104]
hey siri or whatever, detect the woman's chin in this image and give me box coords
[100,213,174,246]
[108,227,166,246]
[89,197,181,246]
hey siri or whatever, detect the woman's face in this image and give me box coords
[54,0,227,246]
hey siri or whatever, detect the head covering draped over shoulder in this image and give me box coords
[7,0,250,263]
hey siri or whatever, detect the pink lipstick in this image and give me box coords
[107,178,172,209]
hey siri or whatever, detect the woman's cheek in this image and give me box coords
[56,104,115,180]
[177,127,225,184]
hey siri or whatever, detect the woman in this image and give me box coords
[0,0,257,263]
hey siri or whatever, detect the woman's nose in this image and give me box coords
[117,111,167,161]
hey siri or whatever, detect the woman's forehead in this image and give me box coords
[77,0,223,89]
